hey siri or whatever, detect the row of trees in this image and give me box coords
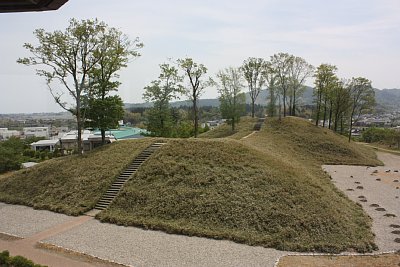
[18,18,376,147]
[313,64,375,141]
[241,53,314,118]
[143,63,248,135]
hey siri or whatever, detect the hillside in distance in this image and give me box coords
[125,88,400,113]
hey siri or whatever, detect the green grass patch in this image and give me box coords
[0,139,154,215]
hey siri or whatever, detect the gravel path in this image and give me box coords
[0,203,70,238]
[44,219,287,267]
[323,152,400,252]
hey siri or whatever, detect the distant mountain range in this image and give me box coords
[125,87,400,113]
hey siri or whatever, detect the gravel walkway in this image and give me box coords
[323,152,400,252]
[44,219,287,267]
[0,203,70,238]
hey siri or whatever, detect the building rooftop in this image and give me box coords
[100,127,147,140]
[31,139,59,146]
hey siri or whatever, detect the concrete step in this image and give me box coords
[94,204,108,209]
[97,201,111,206]
[100,196,114,200]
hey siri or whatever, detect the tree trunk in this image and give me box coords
[101,93,106,144]
[231,116,235,131]
[340,116,344,134]
[348,116,353,142]
[322,98,327,128]
[251,99,255,118]
[193,98,198,138]
[278,95,282,121]
[76,97,82,154]
[101,129,106,144]
[315,90,322,126]
[283,88,286,117]
[328,101,333,129]
[334,112,339,132]
[292,89,296,116]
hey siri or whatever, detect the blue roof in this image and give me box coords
[94,127,148,140]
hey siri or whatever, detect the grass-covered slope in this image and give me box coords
[97,137,377,253]
[243,117,381,166]
[0,117,381,252]
[0,139,154,215]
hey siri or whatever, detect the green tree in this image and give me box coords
[177,58,211,137]
[241,57,267,118]
[332,79,351,132]
[348,77,375,142]
[87,26,142,143]
[269,53,293,118]
[84,95,124,134]
[17,18,142,153]
[288,56,314,116]
[143,64,184,137]
[313,64,338,127]
[215,67,246,131]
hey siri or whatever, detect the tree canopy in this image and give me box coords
[18,18,142,152]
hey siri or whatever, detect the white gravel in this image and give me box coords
[0,203,70,238]
[44,219,287,267]
[323,152,400,252]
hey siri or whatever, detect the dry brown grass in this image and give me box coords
[98,135,378,253]
[0,139,154,215]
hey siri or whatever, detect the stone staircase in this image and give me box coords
[93,142,166,211]
[253,118,265,131]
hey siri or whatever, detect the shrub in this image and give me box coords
[0,250,10,264]
[22,149,35,157]
[39,151,47,160]
[0,147,21,173]
[0,250,46,267]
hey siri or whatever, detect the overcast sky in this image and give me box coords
[0,0,399,113]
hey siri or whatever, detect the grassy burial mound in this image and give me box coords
[0,139,154,215]
[243,117,381,166]
[97,138,377,253]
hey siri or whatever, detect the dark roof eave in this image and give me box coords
[0,0,68,13]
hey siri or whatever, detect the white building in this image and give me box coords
[0,128,21,140]
[23,127,49,138]
[59,130,115,151]
[30,139,60,152]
